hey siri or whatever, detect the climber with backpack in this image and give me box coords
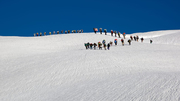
[121,39,124,46]
[114,39,117,45]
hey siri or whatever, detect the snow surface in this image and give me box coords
[1,30,180,101]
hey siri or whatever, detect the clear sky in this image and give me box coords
[0,0,180,36]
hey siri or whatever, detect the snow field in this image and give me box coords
[0,30,180,101]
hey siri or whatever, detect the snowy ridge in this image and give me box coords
[0,30,180,101]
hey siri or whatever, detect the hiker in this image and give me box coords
[61,30,63,34]
[53,31,55,34]
[150,40,153,44]
[141,37,144,42]
[44,32,46,36]
[98,42,102,49]
[136,35,139,42]
[94,43,97,50]
[110,41,113,46]
[128,39,131,45]
[103,43,107,50]
[36,33,39,36]
[114,39,117,45]
[57,31,59,34]
[72,30,74,33]
[40,32,42,36]
[118,31,121,38]
[121,39,124,46]
[90,43,93,49]
[134,36,136,41]
[123,32,125,38]
[130,36,133,40]
[93,28,98,34]
[68,30,70,33]
[102,40,106,45]
[34,33,36,37]
[111,30,113,36]
[107,43,110,50]
[65,31,67,34]
[49,32,51,35]
[99,28,102,34]
[87,42,90,48]
[114,31,117,37]
[81,29,83,33]
[73,30,76,33]
[84,43,88,49]
[104,29,107,35]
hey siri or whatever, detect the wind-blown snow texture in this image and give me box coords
[0,30,180,101]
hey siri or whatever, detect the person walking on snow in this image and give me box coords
[123,32,126,39]
[104,29,107,35]
[87,42,90,49]
[94,43,97,49]
[118,31,121,38]
[98,42,102,50]
[136,35,139,42]
[102,40,106,45]
[114,31,117,37]
[84,43,88,49]
[110,41,113,46]
[111,30,113,36]
[130,36,133,40]
[90,43,93,49]
[134,36,136,41]
[141,37,144,42]
[103,43,107,50]
[107,43,110,50]
[99,28,102,34]
[128,39,131,45]
[121,39,124,46]
[150,40,153,44]
[93,28,98,34]
[114,39,117,45]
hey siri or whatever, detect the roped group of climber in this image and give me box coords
[34,29,83,37]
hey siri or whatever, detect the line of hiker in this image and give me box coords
[93,28,126,39]
[84,36,153,50]
[34,29,83,37]
[84,40,111,50]
[130,35,145,42]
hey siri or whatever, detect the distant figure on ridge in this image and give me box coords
[111,30,113,36]
[99,28,102,34]
[104,29,107,35]
[114,31,117,37]
[93,28,98,34]
[118,31,121,38]
[141,37,144,42]
[123,32,126,39]
[136,35,139,42]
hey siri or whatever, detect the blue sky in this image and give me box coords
[0,0,180,36]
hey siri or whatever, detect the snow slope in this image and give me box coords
[0,30,180,101]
